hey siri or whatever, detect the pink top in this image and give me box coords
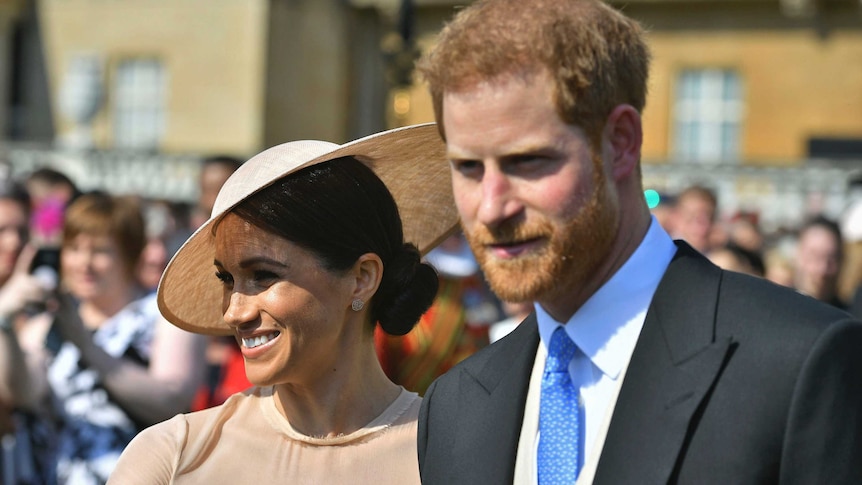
[108,386,421,484]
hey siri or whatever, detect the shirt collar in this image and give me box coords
[537,216,677,379]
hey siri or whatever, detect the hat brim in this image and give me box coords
[157,123,457,336]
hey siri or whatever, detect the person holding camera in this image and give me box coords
[0,178,55,484]
[0,191,206,484]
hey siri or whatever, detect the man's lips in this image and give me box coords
[486,238,542,259]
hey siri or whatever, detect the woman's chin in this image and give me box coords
[245,373,272,388]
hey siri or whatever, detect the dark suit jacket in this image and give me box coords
[418,242,862,484]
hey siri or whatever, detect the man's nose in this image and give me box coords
[476,169,521,227]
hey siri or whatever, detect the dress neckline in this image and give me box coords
[258,386,418,446]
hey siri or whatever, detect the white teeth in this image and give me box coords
[242,332,278,349]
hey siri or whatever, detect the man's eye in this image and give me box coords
[512,155,541,165]
[507,155,550,171]
[451,160,483,176]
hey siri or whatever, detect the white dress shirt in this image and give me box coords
[523,216,677,483]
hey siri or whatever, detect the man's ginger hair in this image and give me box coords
[417,0,650,146]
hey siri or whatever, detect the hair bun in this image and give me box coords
[373,243,439,336]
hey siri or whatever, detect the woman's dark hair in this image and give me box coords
[725,242,766,277]
[230,156,438,335]
[26,167,82,203]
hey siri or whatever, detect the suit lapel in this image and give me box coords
[593,242,733,484]
[453,314,540,484]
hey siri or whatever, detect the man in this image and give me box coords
[671,185,719,254]
[793,215,847,310]
[415,1,862,483]
[190,155,243,229]
[187,155,251,411]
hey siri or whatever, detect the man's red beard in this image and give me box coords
[463,154,618,305]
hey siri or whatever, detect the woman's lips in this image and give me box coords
[238,331,281,359]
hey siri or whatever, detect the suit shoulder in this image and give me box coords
[720,271,851,323]
[716,271,856,348]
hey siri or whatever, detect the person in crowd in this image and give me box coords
[763,232,797,288]
[649,191,676,236]
[414,1,862,483]
[726,211,764,255]
[793,215,847,309]
[138,198,191,293]
[187,155,250,412]
[0,192,206,484]
[0,179,50,484]
[189,155,243,230]
[109,124,457,483]
[839,198,862,319]
[0,182,34,308]
[24,167,80,249]
[706,242,764,277]
[488,300,532,344]
[376,232,500,395]
[710,212,766,278]
[672,184,719,254]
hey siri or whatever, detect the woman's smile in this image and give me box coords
[214,212,357,387]
[239,330,282,359]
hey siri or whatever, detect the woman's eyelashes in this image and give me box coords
[215,270,233,287]
[214,268,280,289]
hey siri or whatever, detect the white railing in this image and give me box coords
[641,159,862,233]
[1,143,860,233]
[0,144,201,203]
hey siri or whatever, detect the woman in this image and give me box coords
[1,192,205,484]
[109,123,457,484]
[0,178,52,484]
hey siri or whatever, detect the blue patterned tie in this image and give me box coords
[538,326,580,484]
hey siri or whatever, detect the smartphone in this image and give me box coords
[30,247,60,288]
[26,246,61,312]
[29,246,61,277]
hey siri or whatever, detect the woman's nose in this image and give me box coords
[222,291,257,328]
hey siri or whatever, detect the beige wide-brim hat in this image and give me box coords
[158,123,457,336]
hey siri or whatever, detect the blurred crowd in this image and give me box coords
[0,153,858,484]
[654,183,862,318]
[0,158,227,484]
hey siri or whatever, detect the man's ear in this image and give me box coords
[353,253,383,302]
[605,104,643,182]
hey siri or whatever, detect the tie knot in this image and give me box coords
[546,327,576,373]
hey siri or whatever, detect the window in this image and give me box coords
[672,69,743,163]
[113,59,167,149]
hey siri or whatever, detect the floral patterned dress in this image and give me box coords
[44,293,158,485]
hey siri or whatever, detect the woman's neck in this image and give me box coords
[273,341,401,439]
